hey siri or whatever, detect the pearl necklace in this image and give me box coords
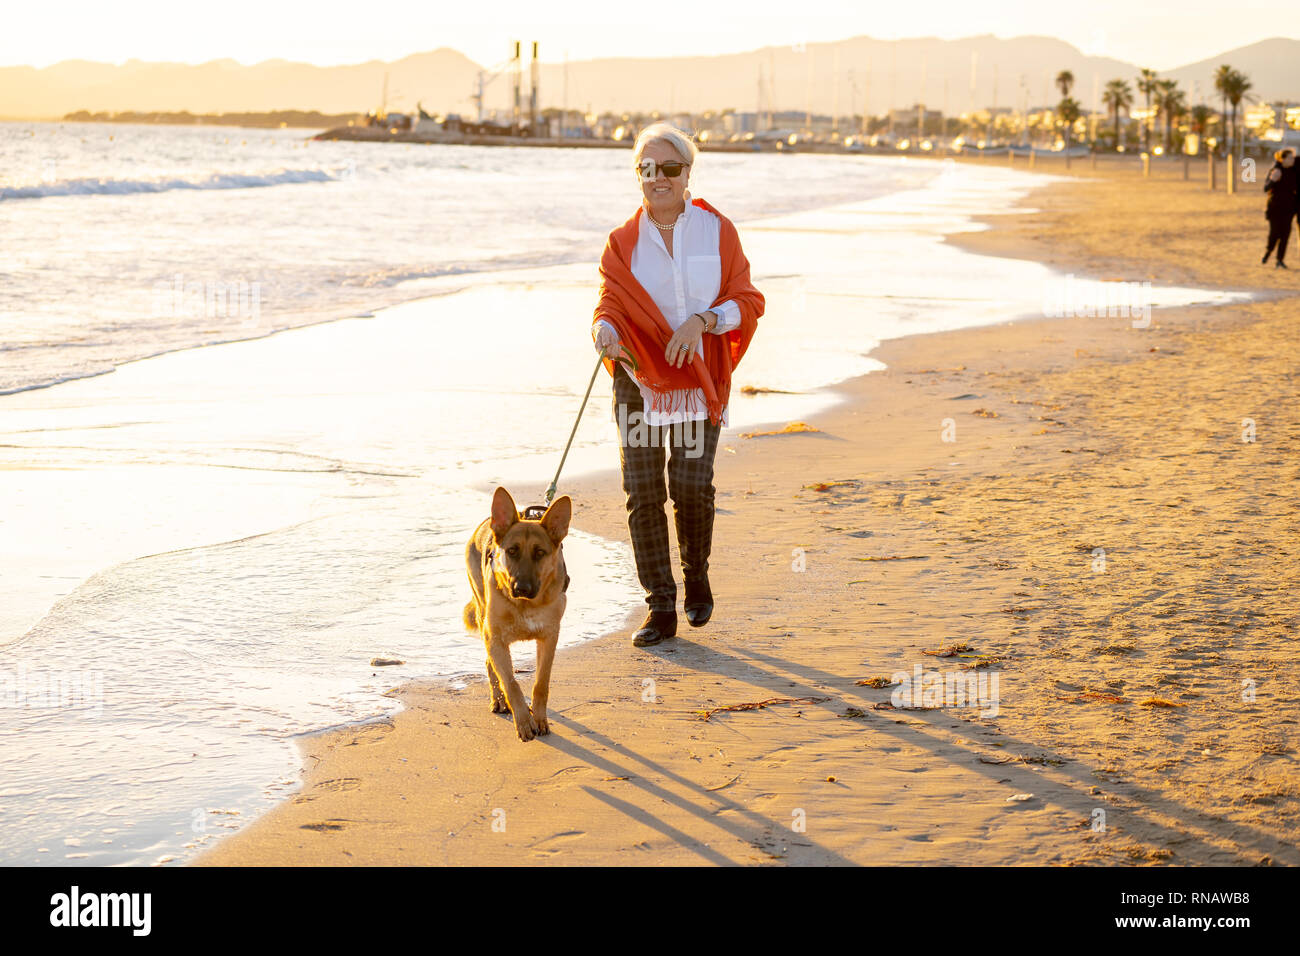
[646,209,678,230]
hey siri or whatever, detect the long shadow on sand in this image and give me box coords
[538,711,854,865]
[640,636,1296,865]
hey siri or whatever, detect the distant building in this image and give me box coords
[1250,102,1300,147]
[724,112,760,135]
[888,104,942,129]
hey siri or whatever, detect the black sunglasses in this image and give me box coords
[637,159,690,180]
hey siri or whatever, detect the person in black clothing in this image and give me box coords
[1263,147,1297,268]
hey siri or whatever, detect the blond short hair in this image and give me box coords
[633,123,698,166]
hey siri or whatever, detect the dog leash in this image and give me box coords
[522,345,639,521]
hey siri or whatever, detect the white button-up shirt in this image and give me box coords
[595,199,742,426]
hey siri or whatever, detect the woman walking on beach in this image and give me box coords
[591,123,764,647]
[1262,147,1297,269]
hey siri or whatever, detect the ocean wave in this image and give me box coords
[0,166,341,201]
[347,247,591,290]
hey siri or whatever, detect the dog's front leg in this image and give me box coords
[485,659,508,713]
[485,637,538,741]
[530,631,559,736]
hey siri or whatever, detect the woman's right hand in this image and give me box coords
[594,323,620,357]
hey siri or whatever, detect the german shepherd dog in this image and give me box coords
[463,487,571,741]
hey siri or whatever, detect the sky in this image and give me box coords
[4,0,1292,72]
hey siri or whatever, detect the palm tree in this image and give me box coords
[1224,69,1253,162]
[1214,64,1234,155]
[1103,79,1133,150]
[1190,103,1211,136]
[1154,80,1171,151]
[1137,68,1159,152]
[1057,96,1082,156]
[1055,71,1077,154]
[1156,79,1186,153]
[1189,103,1214,151]
[1169,89,1187,152]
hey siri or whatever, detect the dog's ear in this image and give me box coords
[490,487,519,541]
[540,495,572,544]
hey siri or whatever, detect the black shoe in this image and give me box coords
[1278,261,1289,269]
[683,575,713,628]
[1262,252,1271,264]
[633,609,677,647]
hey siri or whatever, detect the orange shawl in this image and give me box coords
[593,197,763,426]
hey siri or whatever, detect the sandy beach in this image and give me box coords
[198,156,1299,866]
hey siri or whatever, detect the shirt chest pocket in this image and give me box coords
[685,255,722,307]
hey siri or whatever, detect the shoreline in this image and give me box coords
[197,163,1300,865]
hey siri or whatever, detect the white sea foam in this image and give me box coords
[0,165,341,200]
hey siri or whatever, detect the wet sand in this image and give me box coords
[199,159,1300,866]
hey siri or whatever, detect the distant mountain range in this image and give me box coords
[2,35,1295,122]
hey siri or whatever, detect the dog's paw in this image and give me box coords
[531,708,549,735]
[514,712,539,742]
[490,697,509,714]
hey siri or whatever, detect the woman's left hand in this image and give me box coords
[664,313,708,368]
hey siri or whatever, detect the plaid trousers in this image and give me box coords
[612,363,722,612]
